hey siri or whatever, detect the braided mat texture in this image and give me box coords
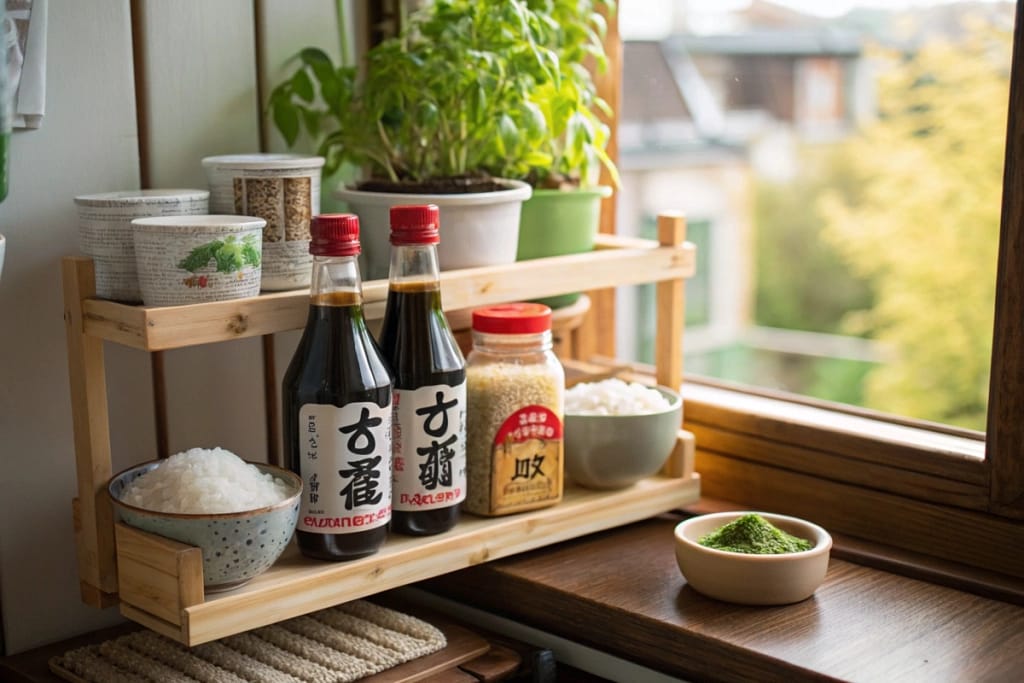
[51,601,447,683]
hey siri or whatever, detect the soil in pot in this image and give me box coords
[356,176,508,195]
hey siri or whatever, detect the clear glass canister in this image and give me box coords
[465,303,565,516]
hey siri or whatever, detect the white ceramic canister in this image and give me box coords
[73,189,210,302]
[131,215,265,307]
[201,154,325,291]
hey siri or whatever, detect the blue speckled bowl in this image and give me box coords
[108,460,302,592]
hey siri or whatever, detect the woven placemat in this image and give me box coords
[50,600,447,683]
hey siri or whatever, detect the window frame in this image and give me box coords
[591,1,1024,578]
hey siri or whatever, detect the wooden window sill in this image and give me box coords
[420,510,1024,683]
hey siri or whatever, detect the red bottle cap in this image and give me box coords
[472,303,552,334]
[390,204,440,245]
[310,214,361,256]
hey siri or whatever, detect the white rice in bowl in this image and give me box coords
[565,378,673,416]
[120,447,293,514]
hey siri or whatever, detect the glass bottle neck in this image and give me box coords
[310,255,364,301]
[388,243,440,286]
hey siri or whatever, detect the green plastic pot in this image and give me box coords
[517,186,613,309]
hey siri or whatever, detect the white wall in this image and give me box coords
[0,1,147,653]
[0,0,349,654]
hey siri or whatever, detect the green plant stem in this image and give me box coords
[336,0,350,67]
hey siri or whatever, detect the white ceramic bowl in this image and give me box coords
[73,189,210,302]
[132,215,265,307]
[202,154,325,291]
[563,384,682,489]
[674,511,832,605]
[336,180,532,281]
[108,460,302,592]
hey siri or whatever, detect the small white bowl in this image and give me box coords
[563,384,682,489]
[132,215,265,307]
[674,511,832,605]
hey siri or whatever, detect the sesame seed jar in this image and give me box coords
[464,303,565,516]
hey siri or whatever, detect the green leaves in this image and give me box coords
[177,235,260,275]
[178,241,222,274]
[272,102,301,147]
[266,48,350,153]
[265,0,618,187]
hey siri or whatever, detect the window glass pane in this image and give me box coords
[618,0,1014,431]
[634,216,712,362]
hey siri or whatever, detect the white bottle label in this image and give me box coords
[392,382,467,511]
[297,401,392,533]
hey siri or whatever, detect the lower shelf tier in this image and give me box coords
[115,431,699,646]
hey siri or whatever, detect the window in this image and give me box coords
[600,0,1024,574]
[619,1,1013,432]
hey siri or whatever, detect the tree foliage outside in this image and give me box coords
[817,18,1010,430]
[754,148,874,335]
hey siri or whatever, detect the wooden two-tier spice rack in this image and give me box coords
[62,213,700,646]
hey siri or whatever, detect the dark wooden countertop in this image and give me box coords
[421,513,1024,683]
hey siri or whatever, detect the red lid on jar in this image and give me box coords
[390,204,440,245]
[311,214,361,256]
[472,303,552,334]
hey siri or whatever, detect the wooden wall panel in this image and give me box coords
[135,0,262,188]
[133,0,268,462]
[257,0,345,154]
[255,1,359,460]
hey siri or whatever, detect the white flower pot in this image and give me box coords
[335,180,532,281]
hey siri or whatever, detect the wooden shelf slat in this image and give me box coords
[79,236,696,351]
[116,431,697,646]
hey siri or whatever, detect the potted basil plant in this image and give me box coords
[269,0,549,279]
[269,0,618,284]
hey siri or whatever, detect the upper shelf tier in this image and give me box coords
[77,234,696,351]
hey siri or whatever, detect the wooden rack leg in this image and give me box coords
[262,334,281,467]
[656,213,688,479]
[151,351,169,459]
[655,212,687,391]
[62,257,119,605]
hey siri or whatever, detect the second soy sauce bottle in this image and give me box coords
[378,204,467,535]
[282,214,393,561]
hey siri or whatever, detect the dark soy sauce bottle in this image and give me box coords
[378,204,467,536]
[283,214,393,560]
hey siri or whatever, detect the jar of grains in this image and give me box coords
[464,303,564,516]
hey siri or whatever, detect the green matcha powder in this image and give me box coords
[698,513,813,554]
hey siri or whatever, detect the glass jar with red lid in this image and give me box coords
[464,303,565,516]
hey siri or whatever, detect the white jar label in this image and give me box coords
[392,383,467,511]
[297,401,392,533]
